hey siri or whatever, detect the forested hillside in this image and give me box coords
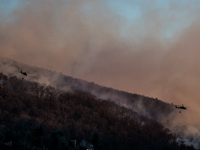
[0,57,176,123]
[0,73,195,150]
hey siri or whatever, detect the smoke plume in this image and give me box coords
[1,0,200,148]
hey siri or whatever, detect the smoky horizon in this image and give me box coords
[1,0,200,113]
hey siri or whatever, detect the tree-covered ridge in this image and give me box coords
[0,73,195,150]
[0,58,176,122]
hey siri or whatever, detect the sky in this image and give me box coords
[1,0,200,111]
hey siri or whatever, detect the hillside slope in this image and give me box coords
[0,73,194,150]
[1,57,200,149]
[0,57,175,122]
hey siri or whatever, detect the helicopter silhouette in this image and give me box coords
[20,70,27,76]
[175,104,187,110]
[175,104,188,113]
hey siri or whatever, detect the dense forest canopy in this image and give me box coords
[0,73,196,150]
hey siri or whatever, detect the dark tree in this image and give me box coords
[91,133,101,150]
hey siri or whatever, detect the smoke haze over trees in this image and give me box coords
[1,0,200,149]
[0,72,196,150]
[1,0,200,112]
[1,58,200,148]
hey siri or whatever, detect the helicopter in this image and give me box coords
[175,104,188,113]
[20,70,27,76]
[175,104,187,110]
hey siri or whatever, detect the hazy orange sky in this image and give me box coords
[1,0,200,111]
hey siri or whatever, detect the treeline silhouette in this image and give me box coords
[0,73,195,150]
